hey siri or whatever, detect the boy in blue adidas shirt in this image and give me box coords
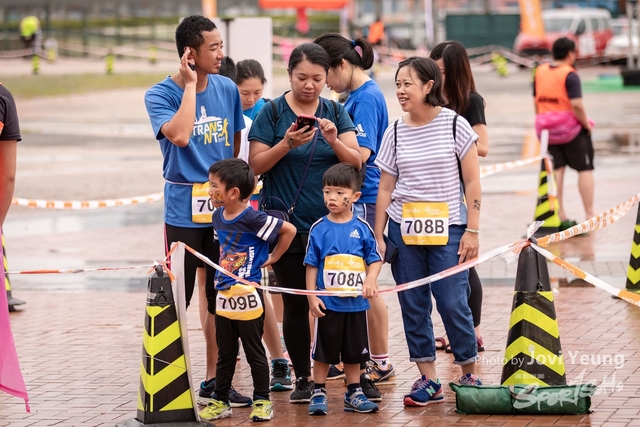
[199,158,296,422]
[304,163,383,415]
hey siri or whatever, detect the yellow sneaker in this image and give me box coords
[199,399,232,421]
[250,399,273,422]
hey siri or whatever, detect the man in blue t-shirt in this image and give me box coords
[304,163,382,416]
[199,158,296,422]
[143,15,245,405]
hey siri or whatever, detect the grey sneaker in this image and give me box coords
[344,387,378,413]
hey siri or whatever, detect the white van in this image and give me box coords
[514,8,613,57]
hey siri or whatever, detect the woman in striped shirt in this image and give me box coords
[430,41,488,355]
[374,56,483,407]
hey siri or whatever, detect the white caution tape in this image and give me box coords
[537,193,640,246]
[6,263,163,275]
[12,154,545,210]
[480,155,546,179]
[531,243,640,307]
[184,241,527,297]
[11,192,163,209]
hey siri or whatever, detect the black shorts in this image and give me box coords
[164,224,218,313]
[312,309,369,365]
[548,128,594,172]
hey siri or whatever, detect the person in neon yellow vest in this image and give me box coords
[19,15,41,55]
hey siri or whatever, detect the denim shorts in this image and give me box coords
[388,219,477,365]
[352,202,376,228]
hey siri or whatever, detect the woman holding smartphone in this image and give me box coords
[248,43,360,404]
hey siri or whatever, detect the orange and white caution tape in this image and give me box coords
[480,155,546,179]
[537,193,640,246]
[147,245,178,280]
[183,241,527,297]
[11,192,163,209]
[11,154,547,211]
[386,241,528,295]
[6,263,164,275]
[531,243,640,307]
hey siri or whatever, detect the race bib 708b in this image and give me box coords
[401,202,449,245]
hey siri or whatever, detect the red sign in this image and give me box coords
[259,0,347,9]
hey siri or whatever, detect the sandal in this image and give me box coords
[435,336,448,351]
[446,336,485,353]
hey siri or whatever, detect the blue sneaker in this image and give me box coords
[197,379,252,408]
[229,386,253,408]
[344,388,378,413]
[270,358,293,391]
[197,378,216,406]
[458,373,483,386]
[308,389,328,415]
[403,376,444,407]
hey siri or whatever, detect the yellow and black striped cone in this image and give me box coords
[2,230,25,311]
[533,160,561,236]
[626,204,640,293]
[117,266,207,427]
[501,244,566,386]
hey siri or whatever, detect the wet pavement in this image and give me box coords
[1,57,640,426]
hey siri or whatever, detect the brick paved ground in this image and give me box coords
[1,58,640,426]
[2,285,640,427]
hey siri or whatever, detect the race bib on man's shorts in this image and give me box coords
[192,183,214,223]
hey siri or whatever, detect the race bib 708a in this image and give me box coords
[322,254,366,297]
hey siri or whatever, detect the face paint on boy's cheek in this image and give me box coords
[342,197,350,207]
[212,190,224,205]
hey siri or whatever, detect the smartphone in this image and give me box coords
[188,63,196,71]
[294,114,316,131]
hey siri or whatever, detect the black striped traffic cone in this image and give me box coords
[501,244,566,386]
[117,266,207,427]
[2,230,25,311]
[533,160,561,236]
[626,204,640,293]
